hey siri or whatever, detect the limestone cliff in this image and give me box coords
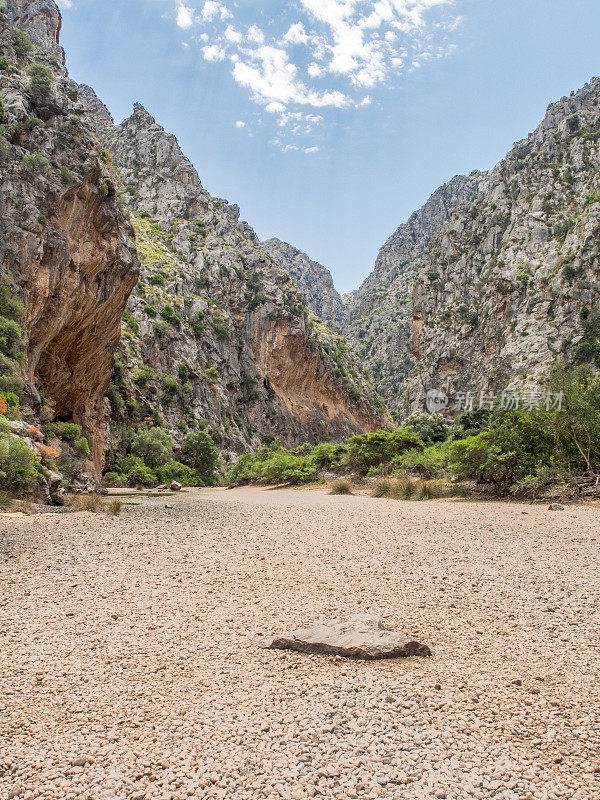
[0,0,138,483]
[78,91,385,461]
[341,175,482,415]
[261,238,347,331]
[407,78,600,411]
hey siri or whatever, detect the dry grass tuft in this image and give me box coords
[70,494,105,513]
[373,478,464,501]
[107,499,123,516]
[329,479,353,495]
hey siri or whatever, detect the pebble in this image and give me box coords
[2,488,599,800]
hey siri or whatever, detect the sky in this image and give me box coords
[58,0,600,293]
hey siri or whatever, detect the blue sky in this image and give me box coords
[59,0,599,292]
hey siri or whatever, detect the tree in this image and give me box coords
[180,431,219,481]
[130,428,174,469]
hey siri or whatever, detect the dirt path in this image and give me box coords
[1,488,600,799]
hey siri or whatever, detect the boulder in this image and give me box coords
[268,614,431,660]
[549,503,565,511]
[170,481,182,492]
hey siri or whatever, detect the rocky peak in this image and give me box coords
[407,76,600,411]
[261,238,347,331]
[5,0,65,68]
[337,173,482,415]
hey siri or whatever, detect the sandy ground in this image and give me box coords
[1,487,600,800]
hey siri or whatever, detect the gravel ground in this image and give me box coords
[1,487,600,800]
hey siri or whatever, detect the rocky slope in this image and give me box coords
[407,78,600,412]
[0,0,138,489]
[261,238,346,330]
[78,90,384,464]
[341,175,482,416]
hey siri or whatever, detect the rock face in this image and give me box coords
[269,614,432,660]
[5,0,65,68]
[407,78,600,411]
[261,238,347,330]
[341,175,482,415]
[78,90,385,461]
[0,1,138,475]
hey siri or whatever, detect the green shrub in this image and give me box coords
[156,460,198,486]
[102,471,126,488]
[0,432,39,490]
[204,367,219,383]
[13,29,33,58]
[403,412,450,446]
[115,454,157,487]
[344,428,424,475]
[132,366,152,387]
[22,151,51,175]
[59,422,82,442]
[394,441,450,478]
[28,63,53,104]
[143,304,157,318]
[180,431,219,482]
[59,166,78,185]
[161,375,180,404]
[130,427,173,469]
[149,274,167,287]
[122,310,139,334]
[59,452,80,481]
[152,320,170,338]
[161,304,182,329]
[211,316,229,340]
[74,436,90,458]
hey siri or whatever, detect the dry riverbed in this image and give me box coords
[1,487,599,800]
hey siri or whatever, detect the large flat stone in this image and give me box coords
[268,614,431,660]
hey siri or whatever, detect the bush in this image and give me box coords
[28,63,53,105]
[122,310,139,334]
[204,367,219,383]
[161,304,182,329]
[115,455,157,487]
[130,428,173,469]
[102,471,126,488]
[344,428,424,475]
[13,28,33,58]
[329,479,352,495]
[22,151,51,175]
[132,366,152,387]
[74,436,90,458]
[156,460,198,486]
[59,422,82,442]
[393,441,451,478]
[152,321,170,338]
[180,431,219,482]
[0,432,39,490]
[60,166,79,185]
[403,412,450,446]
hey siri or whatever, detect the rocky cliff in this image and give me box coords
[407,78,600,412]
[341,175,482,415]
[78,90,384,462]
[0,0,138,487]
[261,238,347,331]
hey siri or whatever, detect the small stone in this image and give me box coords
[549,503,564,511]
[8,785,23,799]
[170,481,182,492]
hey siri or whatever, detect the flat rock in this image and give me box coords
[268,614,431,660]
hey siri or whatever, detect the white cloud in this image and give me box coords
[165,0,460,149]
[224,25,242,44]
[232,45,351,110]
[235,120,246,128]
[284,22,309,45]
[176,3,195,29]
[201,1,231,22]
[202,44,226,61]
[305,146,319,153]
[56,0,73,7]
[247,25,265,44]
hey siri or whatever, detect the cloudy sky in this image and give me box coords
[59,0,599,292]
